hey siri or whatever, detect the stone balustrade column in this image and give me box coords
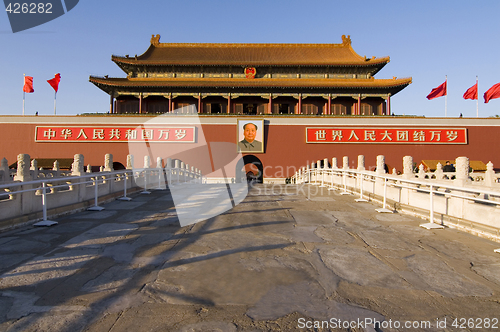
[434,162,444,180]
[455,156,470,186]
[403,156,413,179]
[323,158,329,169]
[0,158,9,182]
[144,156,151,169]
[331,158,338,169]
[126,155,134,169]
[86,164,92,173]
[104,154,114,172]
[72,154,84,176]
[156,157,162,169]
[30,159,38,179]
[417,164,426,179]
[342,156,349,169]
[376,155,386,174]
[357,155,365,171]
[484,161,495,186]
[14,154,31,182]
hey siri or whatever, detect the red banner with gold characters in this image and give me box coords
[35,126,196,143]
[306,127,467,144]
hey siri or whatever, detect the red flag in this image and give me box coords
[23,76,34,93]
[463,82,478,100]
[484,83,500,103]
[426,80,447,100]
[47,73,61,92]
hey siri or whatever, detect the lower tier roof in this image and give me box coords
[90,76,412,96]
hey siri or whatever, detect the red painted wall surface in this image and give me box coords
[1,116,499,177]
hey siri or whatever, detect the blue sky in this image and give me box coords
[1,0,499,117]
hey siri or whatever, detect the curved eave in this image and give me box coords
[111,56,390,68]
[90,76,411,95]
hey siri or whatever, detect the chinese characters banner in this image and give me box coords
[35,126,196,143]
[306,127,467,144]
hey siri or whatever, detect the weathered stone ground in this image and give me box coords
[0,184,499,332]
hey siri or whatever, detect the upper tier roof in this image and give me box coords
[112,34,390,68]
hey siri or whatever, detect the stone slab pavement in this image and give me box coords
[0,184,499,332]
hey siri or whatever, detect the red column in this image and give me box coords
[327,95,331,115]
[387,94,391,115]
[139,93,143,114]
[109,94,114,114]
[357,95,361,115]
[227,94,231,114]
[198,94,202,113]
[268,94,272,114]
[298,94,302,114]
[168,96,172,113]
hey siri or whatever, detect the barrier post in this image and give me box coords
[375,177,393,213]
[118,172,132,201]
[33,182,58,226]
[420,184,444,229]
[88,176,105,211]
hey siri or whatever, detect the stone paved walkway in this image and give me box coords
[0,184,499,331]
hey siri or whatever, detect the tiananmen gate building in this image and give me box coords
[2,35,499,182]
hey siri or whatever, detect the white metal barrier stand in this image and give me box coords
[320,168,327,187]
[33,182,58,226]
[355,172,369,202]
[88,176,105,211]
[118,173,132,201]
[141,170,151,194]
[420,184,444,229]
[340,170,350,195]
[375,177,393,213]
[328,169,335,191]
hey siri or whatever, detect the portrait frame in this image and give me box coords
[237,119,264,153]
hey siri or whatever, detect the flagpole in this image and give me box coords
[23,74,25,116]
[445,75,448,117]
[476,76,479,118]
[54,91,57,115]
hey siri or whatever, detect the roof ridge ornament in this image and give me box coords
[151,34,161,46]
[341,35,351,46]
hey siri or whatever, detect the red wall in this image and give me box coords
[1,116,499,177]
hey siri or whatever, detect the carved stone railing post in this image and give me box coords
[144,156,150,169]
[156,157,162,169]
[331,157,338,169]
[30,159,38,179]
[14,154,31,182]
[126,155,134,170]
[455,156,470,186]
[0,158,9,182]
[165,158,172,184]
[376,155,386,175]
[86,164,92,173]
[417,164,426,179]
[484,161,495,187]
[104,154,114,172]
[434,162,445,180]
[403,156,414,179]
[52,160,60,178]
[343,156,349,169]
[357,155,365,171]
[72,154,84,176]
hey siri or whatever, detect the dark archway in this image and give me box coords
[235,155,264,183]
[113,162,126,170]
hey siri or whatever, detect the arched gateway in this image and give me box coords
[236,155,263,183]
